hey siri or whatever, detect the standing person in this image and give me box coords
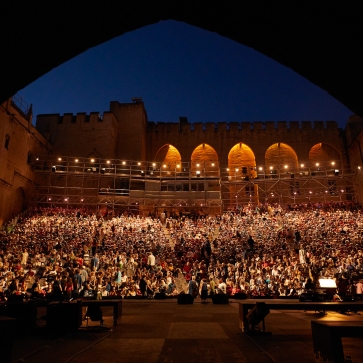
[355,279,363,301]
[188,276,198,298]
[200,278,208,302]
[299,244,306,264]
[139,275,148,297]
[247,236,255,252]
[147,252,155,270]
[90,253,99,270]
[21,248,29,267]
[217,278,227,294]
[209,276,216,297]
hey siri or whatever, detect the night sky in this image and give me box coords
[20,20,353,128]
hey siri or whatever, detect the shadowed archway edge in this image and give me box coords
[1,1,362,117]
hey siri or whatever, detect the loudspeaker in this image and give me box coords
[177,293,194,304]
[154,292,166,300]
[47,300,82,332]
[212,294,229,304]
[232,292,247,300]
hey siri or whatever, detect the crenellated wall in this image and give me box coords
[146,120,346,167]
[36,111,118,159]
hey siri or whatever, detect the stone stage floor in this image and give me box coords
[11,299,363,363]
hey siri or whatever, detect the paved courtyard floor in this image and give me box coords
[11,299,363,363]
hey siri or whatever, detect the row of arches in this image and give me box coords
[155,142,342,173]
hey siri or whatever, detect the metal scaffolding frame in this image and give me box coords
[30,156,358,214]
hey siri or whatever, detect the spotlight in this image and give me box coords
[81,198,84,202]
[152,163,156,166]
[196,171,201,177]
[107,160,110,164]
[235,168,239,172]
[300,164,304,168]
[163,164,166,168]
[334,169,339,176]
[122,161,126,165]
[64,198,68,202]
[36,157,39,161]
[75,159,79,162]
[138,162,141,166]
[58,157,62,161]
[270,166,273,170]
[226,168,229,171]
[316,163,319,166]
[331,161,335,165]
[284,165,288,169]
[91,159,95,163]
[211,163,215,166]
[259,167,263,171]
[48,198,51,201]
[197,163,200,167]
[177,164,180,168]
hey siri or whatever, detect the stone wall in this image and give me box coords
[0,99,51,225]
[146,120,347,168]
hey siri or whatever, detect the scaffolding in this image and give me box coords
[31,156,357,214]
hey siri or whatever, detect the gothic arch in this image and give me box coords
[309,143,342,168]
[155,144,181,169]
[1,3,363,117]
[228,142,256,178]
[265,142,298,171]
[190,143,218,172]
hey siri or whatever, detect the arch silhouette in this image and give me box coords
[228,142,256,178]
[1,2,362,116]
[155,144,181,168]
[309,143,342,168]
[190,143,218,172]
[265,143,298,170]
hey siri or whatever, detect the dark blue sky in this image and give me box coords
[20,20,353,128]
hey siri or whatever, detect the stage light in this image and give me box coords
[196,171,201,177]
[300,164,304,168]
[259,167,263,171]
[226,168,229,171]
[163,164,166,168]
[235,168,239,172]
[152,163,156,166]
[211,163,215,166]
[138,162,141,166]
[270,166,273,170]
[107,160,110,164]
[334,169,339,175]
[122,161,126,165]
[284,165,288,169]
[58,157,62,161]
[48,198,51,201]
[64,198,68,202]
[75,159,78,162]
[91,159,95,163]
[81,198,84,202]
[309,191,312,194]
[197,163,200,167]
[341,189,344,193]
[316,163,319,166]
[358,166,361,170]
[36,157,39,161]
[177,164,180,168]
[331,161,335,165]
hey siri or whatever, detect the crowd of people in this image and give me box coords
[1,201,363,303]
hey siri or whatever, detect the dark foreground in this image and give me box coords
[11,298,363,363]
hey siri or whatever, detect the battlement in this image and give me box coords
[146,120,339,133]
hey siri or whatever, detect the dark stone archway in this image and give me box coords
[1,2,362,116]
